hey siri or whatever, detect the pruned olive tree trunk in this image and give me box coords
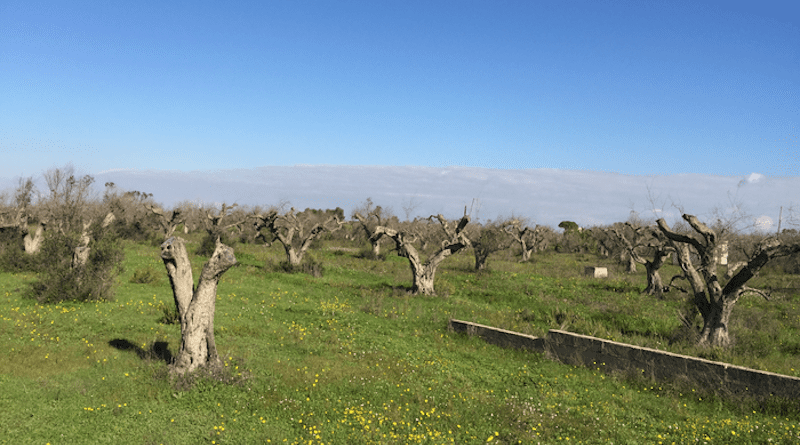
[657,214,800,348]
[160,236,237,375]
[374,214,470,295]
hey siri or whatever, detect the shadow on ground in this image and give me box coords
[109,339,174,364]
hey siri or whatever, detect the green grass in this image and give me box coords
[1,236,799,444]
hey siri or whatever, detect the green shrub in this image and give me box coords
[156,301,180,325]
[0,227,40,272]
[195,232,236,256]
[29,228,124,304]
[130,266,161,284]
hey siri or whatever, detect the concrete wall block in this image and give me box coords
[451,320,800,400]
[584,266,608,278]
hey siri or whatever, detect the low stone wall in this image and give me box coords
[448,319,546,351]
[449,319,800,399]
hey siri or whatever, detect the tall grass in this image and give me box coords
[1,236,798,444]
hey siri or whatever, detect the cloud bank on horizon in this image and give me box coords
[64,165,796,231]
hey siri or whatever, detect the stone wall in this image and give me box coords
[449,319,800,399]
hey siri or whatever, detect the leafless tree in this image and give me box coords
[353,198,396,257]
[253,207,343,267]
[40,165,96,235]
[160,236,237,375]
[102,183,158,239]
[146,204,186,240]
[504,219,550,262]
[657,214,800,348]
[611,223,673,298]
[372,212,471,295]
[467,219,513,271]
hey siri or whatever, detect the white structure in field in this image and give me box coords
[584,266,608,278]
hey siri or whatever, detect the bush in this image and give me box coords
[268,255,325,278]
[29,227,124,304]
[355,246,387,261]
[0,227,40,272]
[130,266,161,284]
[156,301,179,325]
[195,231,236,256]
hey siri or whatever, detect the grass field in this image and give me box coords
[2,235,799,444]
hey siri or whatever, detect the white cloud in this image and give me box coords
[24,166,787,229]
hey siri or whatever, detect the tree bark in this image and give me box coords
[160,236,237,374]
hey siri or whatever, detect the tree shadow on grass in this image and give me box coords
[109,339,174,364]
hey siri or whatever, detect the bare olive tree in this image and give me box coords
[40,165,96,235]
[467,219,513,271]
[253,207,343,267]
[146,205,186,239]
[611,223,673,298]
[352,199,396,258]
[657,214,800,348]
[504,219,551,262]
[372,213,471,295]
[160,236,237,375]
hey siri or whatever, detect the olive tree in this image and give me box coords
[467,219,513,271]
[160,236,237,375]
[372,213,471,295]
[504,219,551,262]
[657,214,800,348]
[29,166,123,303]
[253,207,343,267]
[611,223,673,298]
[353,199,397,258]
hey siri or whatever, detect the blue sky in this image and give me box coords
[2,0,797,179]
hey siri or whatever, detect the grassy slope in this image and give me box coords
[1,237,799,444]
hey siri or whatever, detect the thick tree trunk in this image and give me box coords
[643,250,670,298]
[697,299,734,348]
[283,245,302,266]
[474,251,489,271]
[405,250,436,295]
[160,236,237,375]
[403,243,460,295]
[626,254,637,273]
[519,246,532,262]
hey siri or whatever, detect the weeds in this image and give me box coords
[1,235,799,444]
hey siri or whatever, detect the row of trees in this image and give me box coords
[2,167,799,373]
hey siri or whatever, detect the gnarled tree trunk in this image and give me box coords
[658,215,800,348]
[643,249,670,298]
[375,214,470,295]
[160,237,237,374]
